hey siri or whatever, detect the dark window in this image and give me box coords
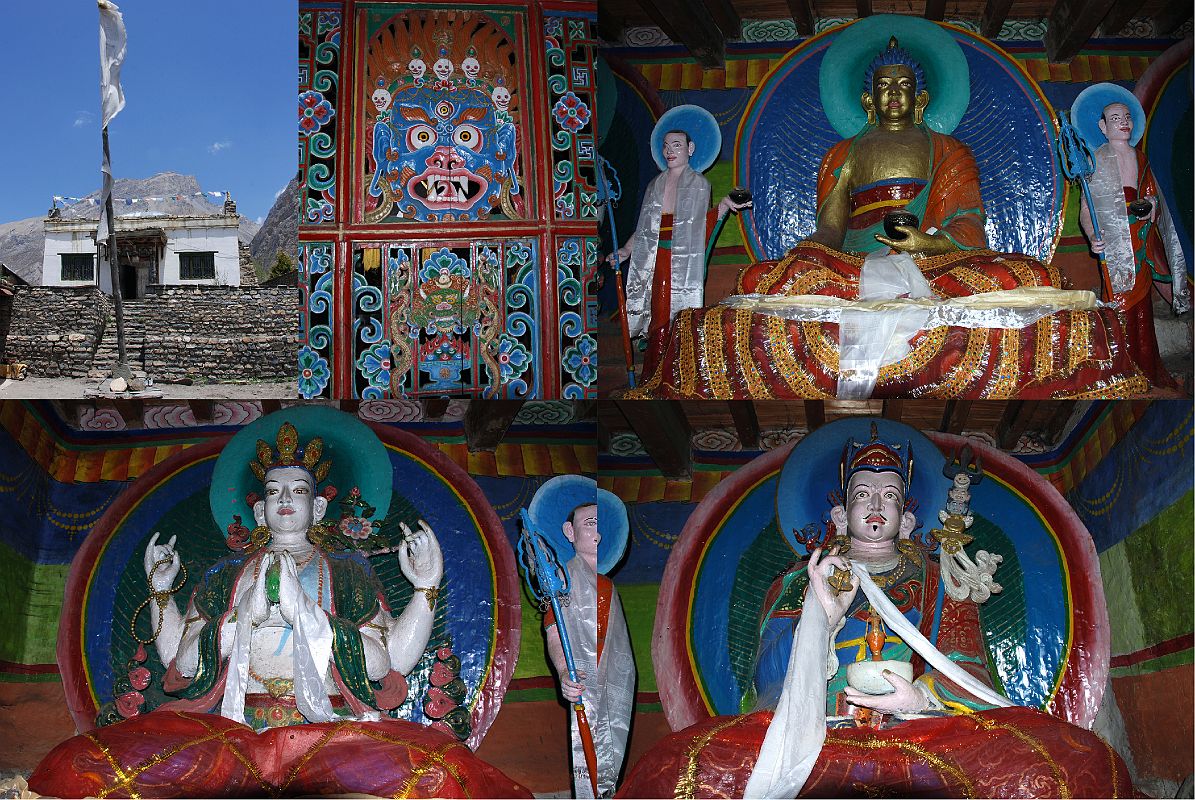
[179,251,216,280]
[60,253,94,282]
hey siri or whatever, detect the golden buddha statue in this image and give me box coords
[624,30,1152,400]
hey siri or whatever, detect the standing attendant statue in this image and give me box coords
[607,106,748,376]
[1073,82,1189,386]
[529,475,635,798]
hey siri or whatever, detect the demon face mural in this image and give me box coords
[365,11,525,223]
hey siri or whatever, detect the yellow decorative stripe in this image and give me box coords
[735,309,773,398]
[1068,311,1094,373]
[877,325,948,386]
[988,328,1022,399]
[1054,374,1149,399]
[765,314,825,397]
[599,472,734,504]
[703,307,732,397]
[679,309,699,396]
[1104,737,1121,798]
[850,197,913,217]
[0,405,591,483]
[632,53,1151,91]
[83,731,142,800]
[1034,315,1056,380]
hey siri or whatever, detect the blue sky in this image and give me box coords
[4,1,295,224]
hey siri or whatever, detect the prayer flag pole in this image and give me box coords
[98,0,132,382]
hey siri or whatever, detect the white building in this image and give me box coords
[41,212,241,299]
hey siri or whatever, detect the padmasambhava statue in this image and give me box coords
[617,424,1132,799]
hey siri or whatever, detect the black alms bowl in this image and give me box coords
[883,210,919,240]
[728,187,753,204]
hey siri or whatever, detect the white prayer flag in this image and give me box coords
[98,0,126,127]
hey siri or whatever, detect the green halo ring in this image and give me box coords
[209,406,392,536]
[820,15,969,138]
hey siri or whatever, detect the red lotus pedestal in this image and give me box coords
[30,711,531,798]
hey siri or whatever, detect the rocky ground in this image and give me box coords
[0,376,297,399]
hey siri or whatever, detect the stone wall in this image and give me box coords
[6,285,298,382]
[7,287,111,377]
[136,285,299,382]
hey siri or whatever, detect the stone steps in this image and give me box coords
[89,302,149,379]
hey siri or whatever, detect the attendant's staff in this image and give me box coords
[517,509,600,795]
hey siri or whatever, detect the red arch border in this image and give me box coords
[653,432,1108,732]
[57,424,521,750]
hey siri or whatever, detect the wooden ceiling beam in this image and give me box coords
[1099,0,1146,35]
[979,0,1015,38]
[188,400,214,424]
[727,401,760,449]
[857,0,874,18]
[1153,2,1192,35]
[881,400,904,422]
[615,399,692,479]
[111,399,143,428]
[704,0,742,41]
[598,9,626,43]
[463,400,524,452]
[924,0,947,21]
[804,400,826,432]
[59,401,84,428]
[784,0,817,36]
[939,400,973,435]
[1044,0,1119,63]
[995,401,1033,451]
[1041,402,1077,447]
[421,398,450,420]
[638,0,726,68]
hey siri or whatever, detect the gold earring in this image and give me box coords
[250,525,271,550]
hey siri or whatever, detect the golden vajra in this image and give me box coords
[828,565,854,595]
[934,515,974,554]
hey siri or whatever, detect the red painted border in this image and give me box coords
[1110,633,1194,669]
[1136,38,1192,126]
[653,433,1109,732]
[0,661,60,675]
[58,436,228,731]
[56,425,520,750]
[652,441,794,731]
